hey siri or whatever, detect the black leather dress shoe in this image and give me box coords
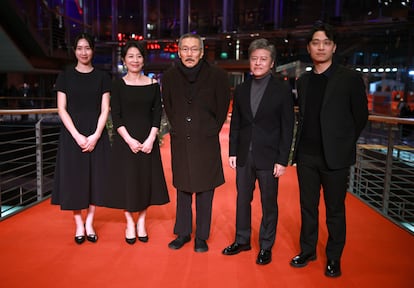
[256,249,272,265]
[168,235,191,249]
[325,259,341,277]
[290,253,317,267]
[222,242,251,255]
[74,235,85,244]
[86,234,98,243]
[194,238,208,253]
[138,235,149,243]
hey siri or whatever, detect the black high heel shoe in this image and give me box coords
[138,235,149,243]
[74,235,86,244]
[85,225,98,243]
[86,234,98,243]
[125,228,136,245]
[125,237,137,245]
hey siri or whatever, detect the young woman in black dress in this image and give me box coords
[52,33,111,244]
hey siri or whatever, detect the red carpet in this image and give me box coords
[0,119,413,288]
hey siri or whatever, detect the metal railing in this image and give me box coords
[350,115,414,234]
[1,108,414,234]
[0,108,59,220]
[10,0,93,57]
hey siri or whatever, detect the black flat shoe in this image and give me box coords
[125,237,137,245]
[290,253,316,268]
[222,242,251,255]
[138,235,149,243]
[74,235,85,244]
[86,234,98,243]
[194,238,208,253]
[325,259,341,277]
[256,249,272,265]
[168,235,191,249]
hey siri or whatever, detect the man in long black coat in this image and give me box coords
[162,33,230,252]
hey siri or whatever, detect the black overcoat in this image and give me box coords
[162,60,230,192]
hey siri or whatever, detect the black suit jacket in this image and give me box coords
[229,75,295,169]
[293,64,369,170]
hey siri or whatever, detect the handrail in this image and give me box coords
[1,108,413,124]
[369,114,414,125]
[0,108,58,115]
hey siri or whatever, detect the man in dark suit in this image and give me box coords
[290,21,369,277]
[222,38,295,265]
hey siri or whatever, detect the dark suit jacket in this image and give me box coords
[229,75,295,169]
[293,64,369,170]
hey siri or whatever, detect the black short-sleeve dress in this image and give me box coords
[104,78,169,212]
[51,66,111,210]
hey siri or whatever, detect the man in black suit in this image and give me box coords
[222,38,295,265]
[290,21,369,277]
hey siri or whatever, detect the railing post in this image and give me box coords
[35,119,43,200]
[382,123,394,215]
[349,147,363,196]
[348,164,355,194]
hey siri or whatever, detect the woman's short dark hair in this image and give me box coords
[248,38,276,61]
[306,21,337,44]
[121,40,147,59]
[73,33,95,50]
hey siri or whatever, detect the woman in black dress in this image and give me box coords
[52,33,111,244]
[105,41,169,244]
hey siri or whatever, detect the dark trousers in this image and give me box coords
[296,153,349,260]
[173,189,214,240]
[235,151,279,250]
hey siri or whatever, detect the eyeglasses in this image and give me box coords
[180,47,202,54]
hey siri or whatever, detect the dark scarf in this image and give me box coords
[176,59,204,83]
